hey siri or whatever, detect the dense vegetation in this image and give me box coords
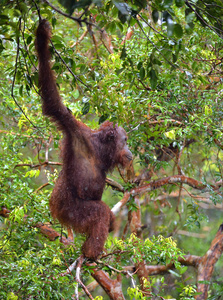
[0,0,223,299]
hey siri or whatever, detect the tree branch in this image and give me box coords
[112,175,222,215]
[196,223,223,300]
[89,264,125,300]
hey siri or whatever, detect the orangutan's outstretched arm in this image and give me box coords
[35,19,78,134]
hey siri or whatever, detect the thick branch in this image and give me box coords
[196,223,223,300]
[35,223,73,245]
[124,255,201,275]
[106,178,124,192]
[89,265,125,300]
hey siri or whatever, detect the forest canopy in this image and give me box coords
[0,0,223,299]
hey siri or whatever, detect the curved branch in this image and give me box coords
[185,0,223,37]
[106,177,124,192]
[44,0,102,31]
[35,222,73,245]
[112,175,221,214]
[89,264,125,300]
[123,254,201,275]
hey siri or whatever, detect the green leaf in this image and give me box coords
[116,68,125,75]
[175,0,184,7]
[113,0,132,23]
[139,66,145,80]
[185,10,195,24]
[172,53,177,63]
[163,11,174,37]
[0,39,4,53]
[58,0,93,14]
[149,69,157,89]
[82,102,90,115]
[179,266,188,274]
[73,89,79,99]
[163,0,173,9]
[99,114,109,124]
[169,269,181,277]
[120,47,127,59]
[26,35,32,45]
[52,16,57,28]
[185,22,194,33]
[167,22,174,37]
[0,15,9,26]
[113,1,132,16]
[174,23,183,38]
[133,0,147,9]
[19,85,23,97]
[152,10,159,23]
[118,11,128,23]
[109,21,117,34]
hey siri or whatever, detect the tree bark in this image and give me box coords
[196,223,223,300]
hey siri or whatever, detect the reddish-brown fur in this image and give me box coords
[35,20,132,259]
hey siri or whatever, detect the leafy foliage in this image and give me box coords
[0,0,223,299]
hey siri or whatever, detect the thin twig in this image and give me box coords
[127,271,137,288]
[50,40,89,90]
[44,0,102,32]
[75,256,94,300]
[34,182,50,193]
[14,161,62,168]
[32,0,41,21]
[135,18,176,68]
[11,18,39,130]
[185,0,223,37]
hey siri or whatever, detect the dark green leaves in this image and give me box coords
[139,66,145,80]
[82,101,90,115]
[113,1,133,23]
[57,0,143,23]
[58,0,92,14]
[163,0,173,9]
[0,14,9,25]
[132,0,147,9]
[149,69,158,90]
[99,114,109,124]
[174,23,183,38]
[175,0,184,7]
[152,10,159,23]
